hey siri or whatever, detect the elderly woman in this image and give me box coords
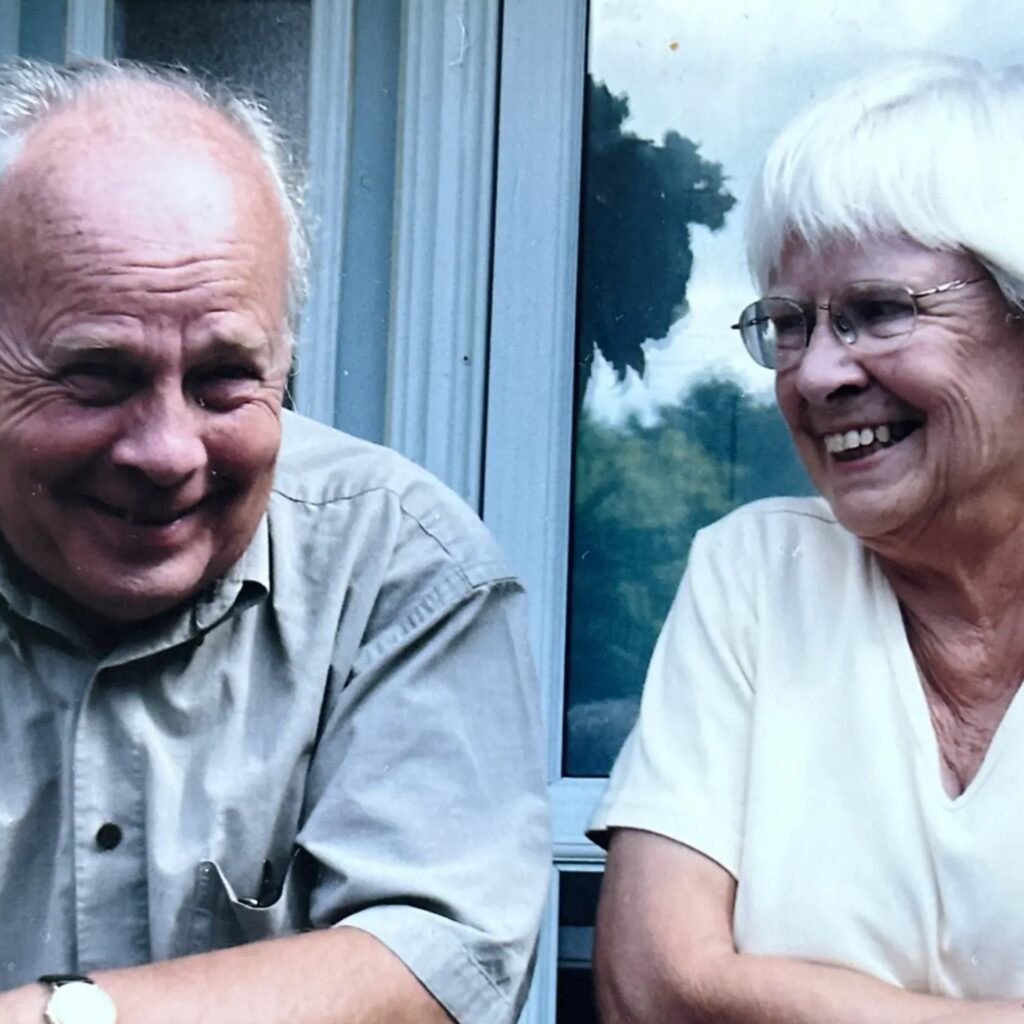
[589,57,1024,1024]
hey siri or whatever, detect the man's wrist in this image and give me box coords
[0,982,49,1024]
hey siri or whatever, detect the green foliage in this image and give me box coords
[566,77,807,775]
[566,378,814,776]
[662,378,818,506]
[576,77,737,387]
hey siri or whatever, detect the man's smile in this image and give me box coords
[82,494,211,527]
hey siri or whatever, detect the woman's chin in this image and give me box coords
[822,487,926,548]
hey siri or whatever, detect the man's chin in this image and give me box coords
[61,581,208,632]
[26,556,224,632]
[0,518,258,632]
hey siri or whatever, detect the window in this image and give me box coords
[565,11,814,777]
[113,0,312,150]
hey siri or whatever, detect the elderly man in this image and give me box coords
[0,59,548,1024]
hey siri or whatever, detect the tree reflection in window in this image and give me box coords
[566,77,813,777]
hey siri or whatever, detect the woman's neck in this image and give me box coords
[876,527,1024,795]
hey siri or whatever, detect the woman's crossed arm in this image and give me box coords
[594,829,1023,1024]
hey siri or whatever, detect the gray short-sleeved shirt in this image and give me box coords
[0,410,550,1024]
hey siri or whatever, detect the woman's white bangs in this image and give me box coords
[744,57,1024,291]
[747,107,970,289]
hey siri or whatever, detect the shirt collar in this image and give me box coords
[0,513,271,660]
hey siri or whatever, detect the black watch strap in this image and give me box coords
[38,974,96,987]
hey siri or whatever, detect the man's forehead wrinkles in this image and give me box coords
[39,234,251,265]
[97,272,255,299]
[24,251,261,298]
[0,230,252,283]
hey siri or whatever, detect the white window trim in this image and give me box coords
[65,0,109,58]
[292,0,355,426]
[387,0,500,509]
[485,0,587,781]
[522,870,559,1024]
[484,0,604,1020]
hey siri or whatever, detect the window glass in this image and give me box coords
[564,0,1023,777]
[112,0,311,151]
[556,870,601,1024]
[112,0,312,412]
[18,0,66,61]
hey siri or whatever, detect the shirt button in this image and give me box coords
[95,823,123,851]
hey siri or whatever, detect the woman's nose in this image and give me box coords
[793,311,871,403]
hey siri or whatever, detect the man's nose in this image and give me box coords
[110,387,208,486]
[793,312,870,403]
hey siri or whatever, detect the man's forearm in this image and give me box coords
[0,927,451,1024]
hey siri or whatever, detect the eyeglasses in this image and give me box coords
[731,277,987,370]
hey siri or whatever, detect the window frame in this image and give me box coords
[65,0,108,57]
[484,0,600,853]
[482,0,604,1018]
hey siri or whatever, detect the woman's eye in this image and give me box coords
[855,299,913,325]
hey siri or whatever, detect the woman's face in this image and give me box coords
[773,236,1024,549]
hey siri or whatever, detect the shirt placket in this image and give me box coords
[72,666,151,972]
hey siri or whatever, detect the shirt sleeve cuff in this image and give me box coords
[587,796,741,879]
[336,905,521,1024]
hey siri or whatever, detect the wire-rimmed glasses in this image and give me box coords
[731,277,986,370]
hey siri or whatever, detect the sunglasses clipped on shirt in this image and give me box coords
[731,277,988,370]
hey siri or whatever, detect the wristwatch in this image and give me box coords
[38,974,117,1024]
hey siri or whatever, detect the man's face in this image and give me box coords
[0,96,291,624]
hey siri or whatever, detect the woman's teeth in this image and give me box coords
[823,421,918,457]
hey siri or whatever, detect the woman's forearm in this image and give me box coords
[598,948,1015,1024]
[595,832,1019,1024]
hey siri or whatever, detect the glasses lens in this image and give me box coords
[737,298,806,369]
[839,282,916,342]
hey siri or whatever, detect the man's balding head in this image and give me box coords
[0,61,298,628]
[0,80,291,335]
[0,59,308,333]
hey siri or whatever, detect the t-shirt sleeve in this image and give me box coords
[587,524,756,877]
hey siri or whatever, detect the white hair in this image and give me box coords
[745,55,1024,311]
[0,57,309,336]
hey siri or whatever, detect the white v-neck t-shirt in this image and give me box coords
[590,497,1024,998]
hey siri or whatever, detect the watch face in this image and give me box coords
[46,981,117,1024]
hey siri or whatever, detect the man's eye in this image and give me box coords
[58,364,135,404]
[189,365,262,408]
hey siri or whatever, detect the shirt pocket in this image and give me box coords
[187,849,311,954]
